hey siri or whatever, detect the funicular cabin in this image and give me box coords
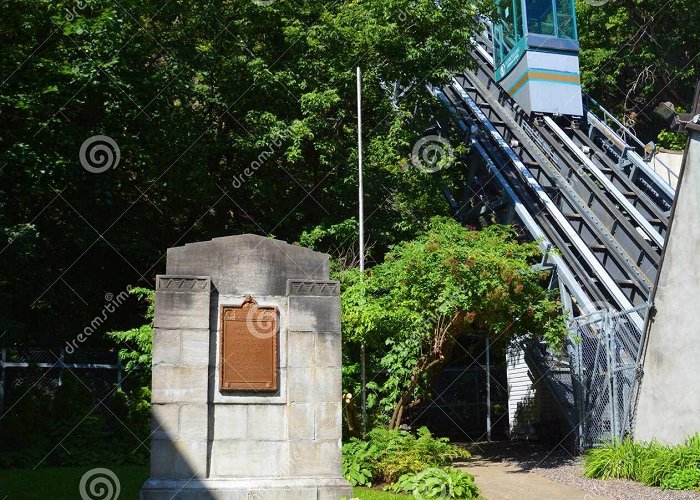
[493,0,583,116]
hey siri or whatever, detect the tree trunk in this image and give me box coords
[387,314,461,430]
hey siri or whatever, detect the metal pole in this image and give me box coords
[58,348,64,387]
[0,348,5,415]
[485,336,492,442]
[117,356,123,390]
[606,312,618,439]
[357,66,367,433]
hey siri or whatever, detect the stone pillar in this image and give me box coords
[141,235,352,499]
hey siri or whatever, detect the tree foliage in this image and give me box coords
[0,0,486,345]
[107,287,154,384]
[340,217,565,428]
[576,0,700,138]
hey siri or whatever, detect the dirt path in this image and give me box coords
[456,441,700,500]
[458,454,613,500]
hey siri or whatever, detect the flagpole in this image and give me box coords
[357,66,367,433]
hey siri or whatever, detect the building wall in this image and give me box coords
[635,134,700,444]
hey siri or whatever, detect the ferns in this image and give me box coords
[342,426,475,496]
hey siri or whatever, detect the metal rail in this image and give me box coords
[450,72,655,308]
[431,86,598,312]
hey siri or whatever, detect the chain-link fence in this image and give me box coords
[0,347,123,414]
[567,304,650,450]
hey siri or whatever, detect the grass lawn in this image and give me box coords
[0,466,410,499]
[352,487,412,499]
[0,465,148,499]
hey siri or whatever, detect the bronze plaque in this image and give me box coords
[220,297,278,392]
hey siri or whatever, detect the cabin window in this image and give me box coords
[524,0,577,39]
[525,0,555,36]
[555,0,577,39]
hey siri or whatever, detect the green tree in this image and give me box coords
[340,217,565,429]
[107,287,154,386]
[0,0,486,345]
[576,0,700,138]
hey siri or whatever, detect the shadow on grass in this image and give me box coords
[0,465,148,500]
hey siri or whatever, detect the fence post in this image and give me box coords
[58,348,64,387]
[0,347,5,415]
[606,311,618,440]
[569,324,585,451]
[116,356,123,390]
[485,336,491,442]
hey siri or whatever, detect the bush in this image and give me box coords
[386,467,480,499]
[661,468,700,490]
[342,438,375,487]
[0,375,150,468]
[584,433,700,490]
[342,427,471,487]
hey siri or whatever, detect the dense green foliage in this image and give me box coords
[341,217,565,428]
[342,427,471,487]
[576,0,700,139]
[0,374,150,468]
[584,434,700,490]
[107,287,155,385]
[0,0,486,347]
[656,130,688,151]
[386,467,480,499]
[661,468,700,491]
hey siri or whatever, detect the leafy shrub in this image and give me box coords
[661,468,700,490]
[341,437,376,487]
[108,287,155,385]
[657,130,687,151]
[584,433,700,490]
[386,467,480,499]
[0,375,150,468]
[342,427,471,486]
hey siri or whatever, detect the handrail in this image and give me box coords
[585,96,647,151]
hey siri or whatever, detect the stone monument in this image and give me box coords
[140,234,353,499]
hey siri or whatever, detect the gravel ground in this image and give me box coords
[463,441,700,500]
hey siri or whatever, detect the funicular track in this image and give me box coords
[426,25,681,445]
[448,45,670,309]
[473,30,675,221]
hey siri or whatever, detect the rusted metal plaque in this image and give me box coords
[220,297,278,392]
